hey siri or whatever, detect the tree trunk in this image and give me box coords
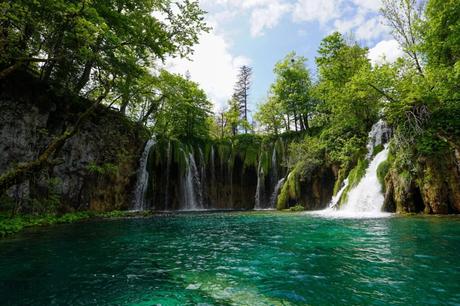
[74,59,94,94]
[139,96,164,124]
[294,110,298,132]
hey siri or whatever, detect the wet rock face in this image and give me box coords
[299,167,335,210]
[146,150,260,210]
[0,74,147,212]
[383,153,460,214]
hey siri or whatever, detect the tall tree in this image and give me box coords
[254,96,284,135]
[152,71,213,139]
[381,0,425,76]
[233,65,252,133]
[272,52,313,131]
[224,98,242,137]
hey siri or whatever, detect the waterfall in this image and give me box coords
[164,141,171,210]
[269,178,285,209]
[254,159,264,209]
[182,151,203,210]
[312,120,391,218]
[340,148,389,214]
[199,148,206,208]
[210,146,216,183]
[366,120,391,159]
[328,178,349,209]
[133,139,155,211]
[271,147,278,187]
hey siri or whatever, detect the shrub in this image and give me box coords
[289,204,305,212]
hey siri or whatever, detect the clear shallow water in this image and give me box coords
[1,212,460,305]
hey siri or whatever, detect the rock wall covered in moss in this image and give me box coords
[383,150,460,214]
[0,73,148,213]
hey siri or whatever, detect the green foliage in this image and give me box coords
[29,177,62,214]
[287,136,325,179]
[271,52,314,132]
[373,144,384,157]
[277,170,300,210]
[86,162,118,175]
[1,0,209,104]
[423,0,460,67]
[348,159,369,189]
[152,70,213,139]
[377,160,390,191]
[340,159,368,205]
[289,204,305,212]
[254,96,284,135]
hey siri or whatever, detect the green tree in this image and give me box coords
[153,71,213,139]
[0,0,209,96]
[0,0,209,193]
[272,52,313,131]
[224,98,242,137]
[232,65,252,133]
[315,32,380,168]
[254,96,284,135]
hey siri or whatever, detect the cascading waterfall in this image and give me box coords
[313,120,392,218]
[254,159,264,209]
[164,141,171,211]
[328,178,349,209]
[199,148,206,208]
[133,139,156,211]
[340,148,389,215]
[269,178,285,209]
[271,147,278,187]
[366,120,391,159]
[210,146,215,183]
[182,150,203,210]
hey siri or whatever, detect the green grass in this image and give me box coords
[0,210,153,238]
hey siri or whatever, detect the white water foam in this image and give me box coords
[309,120,393,219]
[132,139,156,211]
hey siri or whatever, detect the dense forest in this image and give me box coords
[0,0,459,234]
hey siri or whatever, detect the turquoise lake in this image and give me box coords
[1,212,459,305]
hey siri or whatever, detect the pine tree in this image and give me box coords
[233,65,252,133]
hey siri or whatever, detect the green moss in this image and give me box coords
[377,160,390,191]
[243,145,259,170]
[340,159,368,205]
[289,204,304,212]
[277,169,300,210]
[333,168,347,195]
[86,162,118,175]
[372,144,384,157]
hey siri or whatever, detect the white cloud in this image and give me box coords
[354,15,388,40]
[292,0,389,41]
[250,2,291,36]
[292,0,343,25]
[201,0,292,38]
[334,10,366,33]
[167,30,251,110]
[368,39,403,65]
[351,0,381,12]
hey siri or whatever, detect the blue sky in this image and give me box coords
[167,0,403,114]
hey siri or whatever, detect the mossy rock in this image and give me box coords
[377,160,390,192]
[289,204,305,212]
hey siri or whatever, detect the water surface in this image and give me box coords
[1,212,459,305]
